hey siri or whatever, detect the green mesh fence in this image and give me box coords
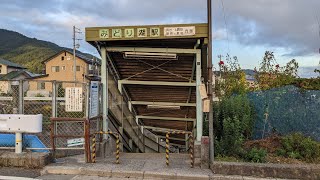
[247,85,320,141]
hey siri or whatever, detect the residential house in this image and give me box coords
[29,49,100,96]
[0,58,31,94]
[243,69,258,88]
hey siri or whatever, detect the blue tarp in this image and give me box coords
[0,134,49,153]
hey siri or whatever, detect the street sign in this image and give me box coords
[164,26,196,37]
[65,87,83,112]
[67,138,85,147]
[90,81,99,118]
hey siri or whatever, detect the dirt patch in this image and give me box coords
[244,135,282,153]
[243,135,319,165]
[266,154,306,164]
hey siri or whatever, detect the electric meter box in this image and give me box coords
[0,114,43,133]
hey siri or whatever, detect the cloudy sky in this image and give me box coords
[1,0,320,72]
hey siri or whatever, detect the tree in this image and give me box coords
[214,54,248,98]
[255,51,299,90]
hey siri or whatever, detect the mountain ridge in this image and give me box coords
[0,29,95,73]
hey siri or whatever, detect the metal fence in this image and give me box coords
[0,77,159,160]
[248,85,320,141]
[0,80,95,157]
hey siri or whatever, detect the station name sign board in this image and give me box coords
[99,26,196,39]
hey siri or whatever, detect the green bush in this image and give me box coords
[213,95,256,158]
[246,148,267,163]
[35,93,45,97]
[277,133,320,162]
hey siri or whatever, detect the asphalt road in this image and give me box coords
[0,167,41,178]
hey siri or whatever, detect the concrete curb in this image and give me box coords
[212,162,320,180]
[41,166,291,180]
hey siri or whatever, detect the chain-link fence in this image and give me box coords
[0,78,148,161]
[0,80,97,158]
[248,85,320,141]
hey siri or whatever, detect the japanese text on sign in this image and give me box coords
[99,29,109,39]
[65,87,83,112]
[89,81,99,118]
[67,138,85,147]
[164,26,196,37]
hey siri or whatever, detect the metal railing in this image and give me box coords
[164,130,194,168]
[91,130,120,164]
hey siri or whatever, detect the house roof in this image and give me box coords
[27,74,48,79]
[42,49,101,65]
[0,58,25,69]
[0,70,31,80]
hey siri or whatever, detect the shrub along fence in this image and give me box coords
[204,84,320,162]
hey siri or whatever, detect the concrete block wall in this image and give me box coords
[0,152,51,168]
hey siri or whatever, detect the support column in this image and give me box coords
[185,134,189,151]
[18,80,24,114]
[196,52,203,142]
[101,47,109,139]
[119,127,124,151]
[141,126,145,153]
[52,81,57,152]
[156,136,160,153]
[129,139,133,150]
[15,132,22,154]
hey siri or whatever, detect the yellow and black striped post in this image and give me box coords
[95,131,121,164]
[91,135,96,163]
[189,134,194,168]
[116,134,120,164]
[165,132,170,166]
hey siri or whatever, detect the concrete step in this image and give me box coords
[40,166,292,180]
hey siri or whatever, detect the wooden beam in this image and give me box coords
[143,126,190,133]
[118,80,196,87]
[136,116,195,122]
[131,101,196,107]
[106,47,201,54]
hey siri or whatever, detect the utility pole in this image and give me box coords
[73,25,82,84]
[207,0,214,165]
[218,55,223,78]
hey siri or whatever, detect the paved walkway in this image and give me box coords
[37,153,290,180]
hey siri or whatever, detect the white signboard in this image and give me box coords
[65,87,83,112]
[90,81,99,118]
[67,138,85,147]
[164,26,196,37]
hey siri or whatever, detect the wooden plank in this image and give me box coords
[119,80,196,86]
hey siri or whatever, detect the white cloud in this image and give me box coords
[0,0,319,66]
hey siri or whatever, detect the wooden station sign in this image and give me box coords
[86,23,208,41]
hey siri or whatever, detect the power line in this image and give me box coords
[220,0,230,54]
[72,25,82,84]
